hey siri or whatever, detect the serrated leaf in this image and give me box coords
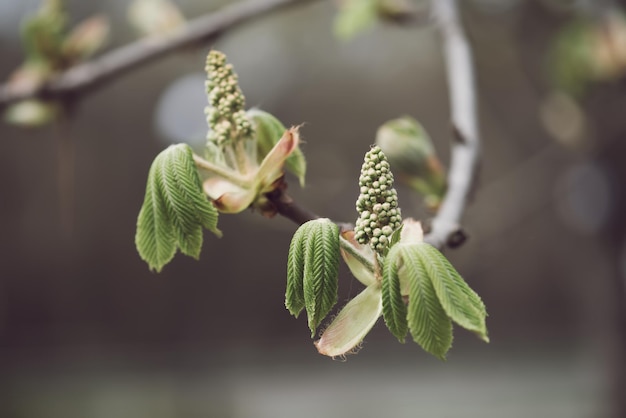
[247,108,306,187]
[286,223,308,317]
[160,144,221,251]
[417,243,488,342]
[315,284,382,357]
[135,144,221,272]
[381,246,408,342]
[401,246,452,360]
[302,219,340,336]
[135,158,177,272]
[389,223,404,248]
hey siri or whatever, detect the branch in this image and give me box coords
[0,0,318,108]
[267,0,480,251]
[424,0,481,250]
[1,0,479,251]
[266,187,320,226]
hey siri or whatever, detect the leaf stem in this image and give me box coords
[338,235,375,274]
[234,138,253,174]
[192,154,250,188]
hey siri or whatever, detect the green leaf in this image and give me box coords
[248,108,307,187]
[417,244,489,342]
[315,284,382,357]
[401,246,453,360]
[549,20,594,97]
[135,144,221,272]
[135,156,177,272]
[381,246,408,342]
[389,223,404,248]
[302,219,340,336]
[339,230,377,287]
[20,2,67,65]
[286,223,308,317]
[4,99,58,127]
[376,117,446,208]
[161,144,221,252]
[334,0,379,40]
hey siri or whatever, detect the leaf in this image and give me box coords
[549,20,594,97]
[161,144,221,248]
[417,243,489,342]
[136,144,221,272]
[20,1,67,65]
[255,126,301,191]
[128,0,185,37]
[286,222,308,317]
[389,223,404,248]
[203,176,255,214]
[248,108,307,187]
[4,99,58,127]
[339,230,377,287]
[6,61,51,92]
[334,0,379,40]
[62,15,110,62]
[381,245,408,342]
[302,219,340,336]
[135,157,177,272]
[401,246,452,360]
[315,284,382,357]
[375,117,446,206]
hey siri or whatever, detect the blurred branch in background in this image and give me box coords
[0,0,319,109]
[423,0,480,250]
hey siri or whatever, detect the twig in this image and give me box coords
[2,0,480,252]
[266,187,320,225]
[424,0,481,250]
[0,0,318,108]
[267,0,481,252]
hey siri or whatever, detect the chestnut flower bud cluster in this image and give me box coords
[204,50,254,146]
[355,146,402,254]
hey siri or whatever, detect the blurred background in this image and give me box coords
[0,0,625,417]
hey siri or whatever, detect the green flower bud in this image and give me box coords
[204,50,254,146]
[355,146,402,254]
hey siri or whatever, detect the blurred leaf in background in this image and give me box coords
[334,0,417,40]
[549,9,626,98]
[376,116,446,211]
[3,0,110,127]
[128,0,186,37]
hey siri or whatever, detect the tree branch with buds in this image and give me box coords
[0,0,319,109]
[4,0,487,359]
[267,0,482,252]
